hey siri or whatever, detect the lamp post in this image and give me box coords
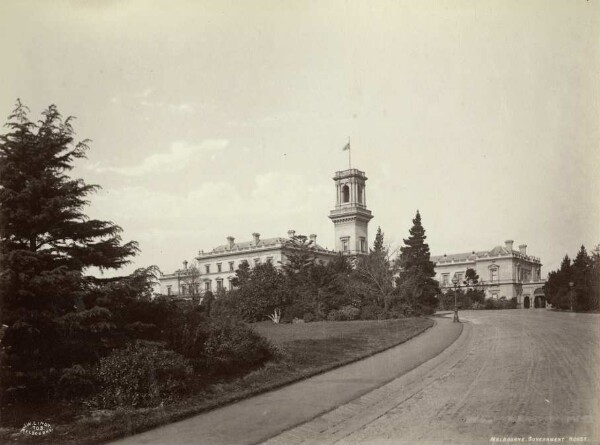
[451,275,460,323]
[569,281,574,312]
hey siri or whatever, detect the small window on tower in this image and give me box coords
[341,238,349,251]
[342,184,350,203]
[360,237,366,252]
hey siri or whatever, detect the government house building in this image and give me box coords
[431,240,546,309]
[159,168,373,296]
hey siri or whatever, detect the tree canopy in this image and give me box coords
[0,102,139,400]
[545,245,600,311]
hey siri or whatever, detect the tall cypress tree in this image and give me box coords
[372,226,385,254]
[0,101,138,400]
[397,210,439,313]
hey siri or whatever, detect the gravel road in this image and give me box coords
[268,310,600,445]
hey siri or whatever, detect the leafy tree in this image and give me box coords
[545,246,600,312]
[463,268,485,307]
[590,245,600,311]
[396,210,439,313]
[0,102,138,401]
[231,260,251,287]
[236,261,287,321]
[353,237,398,312]
[545,255,572,309]
[463,268,479,286]
[281,235,317,282]
[180,264,202,302]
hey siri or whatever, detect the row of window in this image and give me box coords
[441,268,498,286]
[440,266,540,287]
[203,257,274,274]
[340,237,367,252]
[166,277,234,296]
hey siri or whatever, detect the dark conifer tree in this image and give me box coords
[0,101,138,400]
[372,226,385,254]
[396,210,439,313]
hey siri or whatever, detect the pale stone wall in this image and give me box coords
[159,240,335,296]
[432,241,545,308]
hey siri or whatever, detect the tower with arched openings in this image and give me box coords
[328,168,373,255]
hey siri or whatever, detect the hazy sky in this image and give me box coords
[1,0,599,277]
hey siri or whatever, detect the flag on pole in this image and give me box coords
[342,141,350,151]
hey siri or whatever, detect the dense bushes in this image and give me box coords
[90,342,192,409]
[202,319,276,374]
[483,297,518,310]
[167,310,276,376]
[327,305,360,321]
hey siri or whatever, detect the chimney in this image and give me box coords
[287,229,296,238]
[505,240,514,252]
[227,236,235,249]
[252,232,260,245]
[519,244,527,255]
[183,260,188,269]
[309,234,317,244]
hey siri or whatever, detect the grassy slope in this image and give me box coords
[3,317,433,445]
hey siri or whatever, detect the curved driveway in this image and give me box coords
[266,310,600,445]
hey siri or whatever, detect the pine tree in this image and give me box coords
[0,101,138,400]
[572,245,592,310]
[396,210,439,313]
[372,226,385,254]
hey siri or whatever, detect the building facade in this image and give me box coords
[431,240,546,309]
[159,231,337,296]
[159,167,374,296]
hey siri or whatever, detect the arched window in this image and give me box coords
[342,184,350,203]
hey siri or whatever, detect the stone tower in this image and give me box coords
[328,168,373,254]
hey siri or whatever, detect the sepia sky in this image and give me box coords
[1,0,599,277]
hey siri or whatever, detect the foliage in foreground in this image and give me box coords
[0,101,138,403]
[0,103,276,413]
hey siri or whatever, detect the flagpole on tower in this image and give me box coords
[348,137,351,169]
[343,138,351,169]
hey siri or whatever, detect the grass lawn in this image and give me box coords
[1,317,433,445]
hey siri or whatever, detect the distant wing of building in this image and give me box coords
[432,240,546,309]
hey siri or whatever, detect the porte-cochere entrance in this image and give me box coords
[524,296,531,309]
[533,288,546,308]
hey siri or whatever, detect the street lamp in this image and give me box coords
[451,275,460,323]
[569,281,574,312]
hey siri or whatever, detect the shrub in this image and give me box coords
[303,312,315,323]
[90,341,192,409]
[201,319,276,375]
[382,307,407,319]
[483,297,518,310]
[209,290,242,319]
[281,303,306,324]
[167,315,276,376]
[327,305,360,321]
[484,298,498,310]
[359,304,384,320]
[58,365,96,400]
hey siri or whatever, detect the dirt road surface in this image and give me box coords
[265,310,600,445]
